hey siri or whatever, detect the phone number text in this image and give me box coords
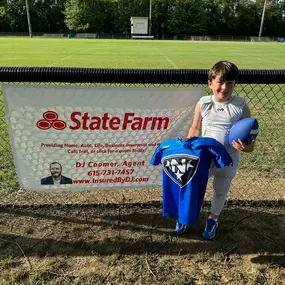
[87,169,135,176]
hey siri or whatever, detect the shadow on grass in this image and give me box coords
[251,255,285,268]
[0,205,284,258]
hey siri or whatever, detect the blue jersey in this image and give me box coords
[150,137,233,226]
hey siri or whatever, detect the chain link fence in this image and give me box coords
[0,68,284,208]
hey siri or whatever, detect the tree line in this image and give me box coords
[0,0,284,36]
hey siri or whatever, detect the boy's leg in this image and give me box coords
[211,164,238,216]
[203,151,240,239]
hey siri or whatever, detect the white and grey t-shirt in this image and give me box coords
[200,95,246,151]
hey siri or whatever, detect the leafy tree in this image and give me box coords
[235,0,260,36]
[0,0,66,33]
[0,4,8,31]
[65,0,90,31]
[3,0,28,32]
[204,0,224,35]
[168,0,206,34]
[65,0,117,32]
[31,0,66,32]
[151,0,175,34]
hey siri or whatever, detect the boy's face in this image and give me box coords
[208,74,235,102]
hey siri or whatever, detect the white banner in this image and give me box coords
[3,85,203,191]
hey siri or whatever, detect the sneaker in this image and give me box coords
[175,221,187,235]
[202,218,218,240]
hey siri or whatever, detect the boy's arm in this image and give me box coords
[187,102,202,138]
[232,103,256,152]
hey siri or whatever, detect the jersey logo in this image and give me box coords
[162,155,200,188]
[216,108,224,111]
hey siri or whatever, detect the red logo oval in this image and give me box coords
[36,120,52,130]
[52,120,67,130]
[43,111,58,121]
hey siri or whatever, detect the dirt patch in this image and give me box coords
[0,205,284,284]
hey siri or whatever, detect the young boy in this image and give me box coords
[182,60,256,239]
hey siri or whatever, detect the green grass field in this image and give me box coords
[1,37,285,69]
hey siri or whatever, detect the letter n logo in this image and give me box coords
[162,155,200,187]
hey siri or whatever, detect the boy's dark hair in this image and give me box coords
[208,61,239,82]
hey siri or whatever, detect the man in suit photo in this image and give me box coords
[41,162,73,185]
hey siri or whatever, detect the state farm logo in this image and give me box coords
[36,111,67,130]
[36,111,172,131]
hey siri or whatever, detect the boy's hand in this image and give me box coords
[232,139,255,152]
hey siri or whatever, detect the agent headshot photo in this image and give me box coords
[41,162,73,185]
